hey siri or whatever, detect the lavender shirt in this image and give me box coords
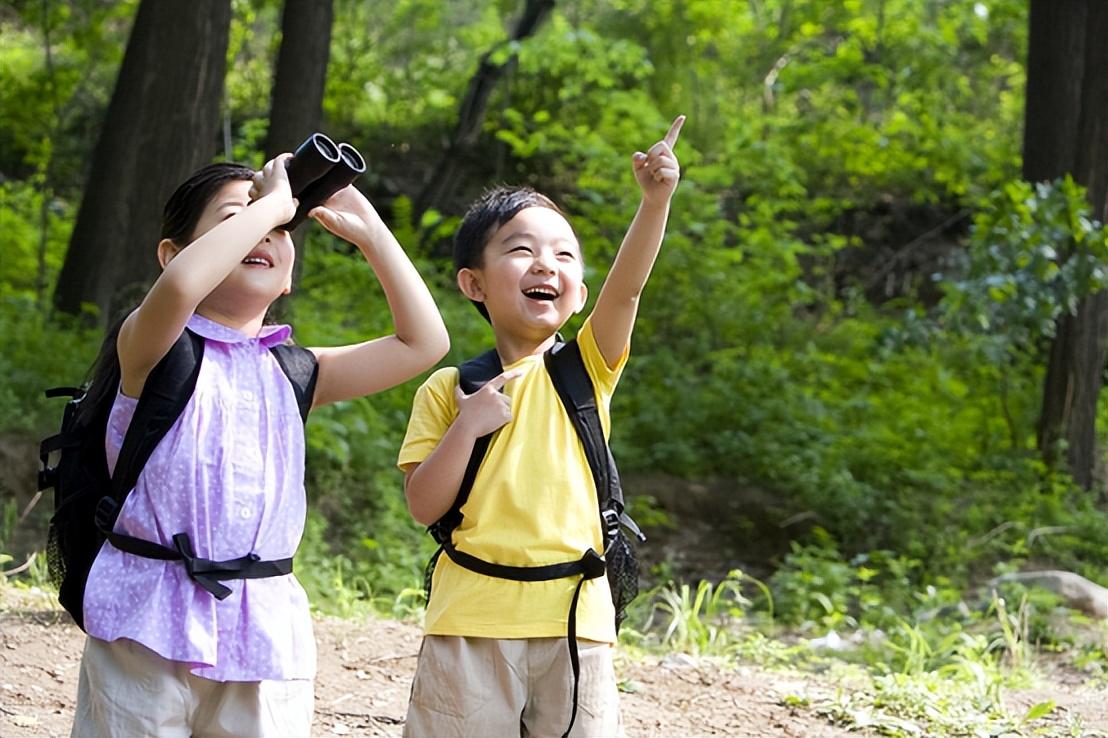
[82,314,316,682]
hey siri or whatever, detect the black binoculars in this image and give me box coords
[281,132,367,230]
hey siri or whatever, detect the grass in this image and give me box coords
[623,569,1107,737]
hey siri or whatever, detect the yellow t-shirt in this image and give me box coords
[398,318,627,643]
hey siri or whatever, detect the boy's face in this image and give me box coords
[459,205,587,341]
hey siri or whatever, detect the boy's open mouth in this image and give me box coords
[523,286,558,301]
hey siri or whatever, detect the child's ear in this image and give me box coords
[156,239,182,268]
[457,268,486,302]
[573,282,588,314]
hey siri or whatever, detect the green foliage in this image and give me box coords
[0,298,104,434]
[645,570,759,655]
[4,6,1108,732]
[943,177,1108,350]
[623,556,1099,737]
[2,0,1106,695]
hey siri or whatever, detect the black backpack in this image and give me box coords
[424,337,644,737]
[38,327,318,631]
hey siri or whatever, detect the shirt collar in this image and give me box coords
[186,313,293,348]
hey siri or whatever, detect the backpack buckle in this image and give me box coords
[601,508,620,540]
[581,548,607,579]
[94,497,118,531]
[38,467,57,491]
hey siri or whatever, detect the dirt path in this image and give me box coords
[2,587,1106,737]
[0,587,867,738]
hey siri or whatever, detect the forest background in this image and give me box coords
[1,1,1107,734]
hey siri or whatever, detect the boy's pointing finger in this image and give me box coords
[663,115,686,149]
[487,368,524,391]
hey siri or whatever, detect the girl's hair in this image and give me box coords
[161,162,255,245]
[453,186,572,321]
[77,316,125,426]
[80,162,256,419]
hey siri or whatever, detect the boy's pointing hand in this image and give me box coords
[454,368,524,437]
[633,115,684,202]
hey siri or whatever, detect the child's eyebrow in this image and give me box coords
[499,230,538,243]
[499,231,576,248]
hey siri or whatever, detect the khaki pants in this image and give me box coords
[404,636,623,738]
[71,636,314,738]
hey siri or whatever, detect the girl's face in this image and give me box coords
[191,180,296,307]
[462,205,587,341]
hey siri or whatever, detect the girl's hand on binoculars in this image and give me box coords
[249,154,296,221]
[309,185,381,245]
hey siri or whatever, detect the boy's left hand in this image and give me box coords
[633,115,684,203]
[309,185,382,247]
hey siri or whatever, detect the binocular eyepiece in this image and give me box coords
[281,132,367,230]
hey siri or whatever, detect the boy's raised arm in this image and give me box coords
[590,115,684,368]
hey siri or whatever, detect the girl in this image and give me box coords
[71,155,449,737]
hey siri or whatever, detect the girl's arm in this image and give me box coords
[307,186,450,407]
[118,156,295,395]
[589,116,684,368]
[404,369,520,525]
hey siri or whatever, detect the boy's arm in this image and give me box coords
[590,116,684,368]
[404,369,521,526]
[308,186,450,408]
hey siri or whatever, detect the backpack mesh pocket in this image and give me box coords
[606,530,639,632]
[46,523,65,589]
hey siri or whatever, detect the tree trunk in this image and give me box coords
[1026,0,1108,490]
[413,0,555,226]
[263,0,334,307]
[1021,2,1084,185]
[52,0,231,323]
[264,0,333,161]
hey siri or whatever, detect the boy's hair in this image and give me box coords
[161,162,255,245]
[453,186,574,321]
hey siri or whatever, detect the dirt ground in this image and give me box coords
[2,586,1107,738]
[0,590,863,738]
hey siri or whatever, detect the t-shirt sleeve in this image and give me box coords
[397,367,459,470]
[576,316,629,398]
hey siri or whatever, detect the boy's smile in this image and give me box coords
[460,206,588,344]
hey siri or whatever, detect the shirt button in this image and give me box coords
[239,507,253,519]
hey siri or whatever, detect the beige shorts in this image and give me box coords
[403,635,623,738]
[71,636,314,738]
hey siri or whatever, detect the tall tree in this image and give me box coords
[263,0,333,161]
[53,0,232,322]
[1024,1,1108,489]
[262,0,333,302]
[413,0,555,225]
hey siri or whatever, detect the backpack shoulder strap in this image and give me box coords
[105,329,205,526]
[269,343,319,423]
[457,348,503,394]
[544,340,618,509]
[546,340,643,544]
[427,349,502,544]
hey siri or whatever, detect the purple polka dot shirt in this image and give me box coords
[82,314,316,682]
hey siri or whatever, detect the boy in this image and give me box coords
[399,115,684,737]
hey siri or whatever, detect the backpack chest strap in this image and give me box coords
[440,540,607,582]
